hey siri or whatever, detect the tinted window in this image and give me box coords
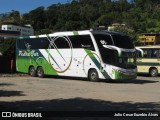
[17,38,49,49]
[136,50,142,58]
[142,48,160,58]
[93,34,113,46]
[100,49,117,65]
[17,35,95,50]
[69,35,95,51]
[142,49,148,58]
[49,37,70,49]
[93,34,117,64]
[112,35,134,49]
[148,49,160,58]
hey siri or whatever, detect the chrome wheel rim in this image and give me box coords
[37,69,42,76]
[30,68,35,75]
[151,70,157,76]
[91,72,97,80]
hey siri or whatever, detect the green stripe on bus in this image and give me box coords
[36,35,39,38]
[45,49,62,71]
[84,49,111,79]
[18,36,24,39]
[137,62,160,66]
[73,31,79,35]
[18,36,30,39]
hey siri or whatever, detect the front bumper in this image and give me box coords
[114,70,137,80]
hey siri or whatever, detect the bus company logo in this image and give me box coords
[19,50,39,57]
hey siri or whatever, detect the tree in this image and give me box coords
[0,10,21,25]
[110,26,138,43]
[1,0,160,38]
[0,38,16,57]
[28,6,45,30]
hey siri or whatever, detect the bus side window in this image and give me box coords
[40,38,49,49]
[158,50,160,58]
[51,37,70,49]
[17,39,25,49]
[153,49,159,58]
[23,38,49,49]
[148,49,159,58]
[17,39,31,49]
[136,50,142,58]
[69,35,95,51]
[78,35,95,51]
[68,36,79,48]
[24,41,31,49]
[143,49,148,58]
[148,49,152,58]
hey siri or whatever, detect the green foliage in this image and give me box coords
[110,26,138,43]
[1,0,160,52]
[0,10,21,25]
[0,38,16,57]
[35,29,52,35]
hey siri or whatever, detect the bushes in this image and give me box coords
[0,38,16,58]
[0,38,16,73]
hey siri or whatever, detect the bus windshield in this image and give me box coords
[93,33,136,69]
[112,35,134,49]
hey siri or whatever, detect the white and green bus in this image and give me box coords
[136,45,160,77]
[16,30,137,81]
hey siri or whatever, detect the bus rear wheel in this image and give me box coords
[88,69,99,82]
[37,67,44,78]
[149,68,158,77]
[29,67,36,77]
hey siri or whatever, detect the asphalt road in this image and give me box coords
[0,75,160,119]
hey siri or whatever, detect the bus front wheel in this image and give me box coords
[149,68,158,77]
[37,67,44,78]
[88,69,99,82]
[29,67,36,77]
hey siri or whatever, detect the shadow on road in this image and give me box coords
[0,97,159,111]
[105,79,159,84]
[0,98,159,120]
[0,83,14,87]
[44,75,159,85]
[0,90,25,97]
[0,82,25,97]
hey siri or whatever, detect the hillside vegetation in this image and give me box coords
[1,0,160,56]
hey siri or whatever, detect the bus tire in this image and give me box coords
[37,67,44,78]
[88,69,99,82]
[149,68,158,77]
[29,67,36,77]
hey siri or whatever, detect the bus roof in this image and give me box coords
[90,30,127,36]
[18,30,128,39]
[136,45,160,48]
